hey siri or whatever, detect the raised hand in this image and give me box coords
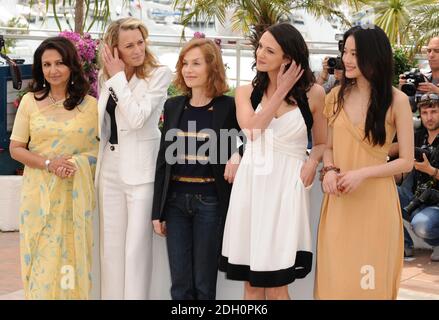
[276,60,304,96]
[102,44,125,78]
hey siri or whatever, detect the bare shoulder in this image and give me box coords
[390,87,411,125]
[235,84,253,98]
[307,83,325,111]
[307,83,325,99]
[391,87,410,111]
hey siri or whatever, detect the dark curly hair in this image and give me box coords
[29,36,89,110]
[251,23,315,105]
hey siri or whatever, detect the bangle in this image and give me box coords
[45,159,51,172]
[319,165,340,181]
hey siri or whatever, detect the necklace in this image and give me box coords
[48,93,66,106]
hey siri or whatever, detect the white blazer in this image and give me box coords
[95,65,172,186]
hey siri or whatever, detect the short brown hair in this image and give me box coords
[174,38,228,97]
[101,17,159,80]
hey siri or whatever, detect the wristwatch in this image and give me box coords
[45,159,51,172]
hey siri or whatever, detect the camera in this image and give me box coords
[401,68,427,97]
[415,147,431,162]
[327,56,343,74]
[327,34,344,75]
[403,182,439,219]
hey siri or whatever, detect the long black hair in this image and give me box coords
[29,36,89,110]
[251,23,315,105]
[337,25,394,146]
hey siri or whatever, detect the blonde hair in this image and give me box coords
[174,38,228,97]
[101,17,160,79]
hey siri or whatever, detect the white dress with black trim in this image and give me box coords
[219,103,313,287]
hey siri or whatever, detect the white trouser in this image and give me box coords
[99,143,153,300]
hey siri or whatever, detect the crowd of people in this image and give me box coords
[8,16,439,300]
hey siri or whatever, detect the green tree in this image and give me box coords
[408,3,439,51]
[29,0,111,34]
[361,0,436,46]
[173,0,367,48]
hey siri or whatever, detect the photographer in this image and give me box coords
[316,56,343,93]
[398,93,439,261]
[399,37,439,108]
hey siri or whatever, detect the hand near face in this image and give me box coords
[276,60,304,95]
[102,44,125,78]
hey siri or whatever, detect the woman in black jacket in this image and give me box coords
[151,38,243,300]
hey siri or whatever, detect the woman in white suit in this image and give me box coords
[97,17,172,300]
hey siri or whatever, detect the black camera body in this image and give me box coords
[401,69,427,97]
[415,147,431,162]
[327,56,343,75]
[404,144,439,219]
[327,35,344,75]
[404,182,439,218]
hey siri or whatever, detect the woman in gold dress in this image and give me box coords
[10,37,98,299]
[315,26,414,299]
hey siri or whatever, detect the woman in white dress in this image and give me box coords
[219,23,327,300]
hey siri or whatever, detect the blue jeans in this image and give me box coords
[398,173,439,247]
[164,192,223,300]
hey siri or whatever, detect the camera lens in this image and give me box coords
[327,57,337,68]
[401,83,417,97]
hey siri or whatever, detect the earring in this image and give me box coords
[43,79,46,88]
[71,79,74,85]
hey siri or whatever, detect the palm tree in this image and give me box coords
[173,0,367,47]
[408,3,439,51]
[29,0,111,34]
[362,0,436,46]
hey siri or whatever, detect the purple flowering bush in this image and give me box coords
[59,31,99,98]
[193,31,205,39]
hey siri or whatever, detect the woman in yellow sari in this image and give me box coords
[9,37,98,299]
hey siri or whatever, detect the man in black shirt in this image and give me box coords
[398,93,439,261]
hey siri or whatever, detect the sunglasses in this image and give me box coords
[418,93,439,108]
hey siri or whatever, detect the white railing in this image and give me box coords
[0,27,427,86]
